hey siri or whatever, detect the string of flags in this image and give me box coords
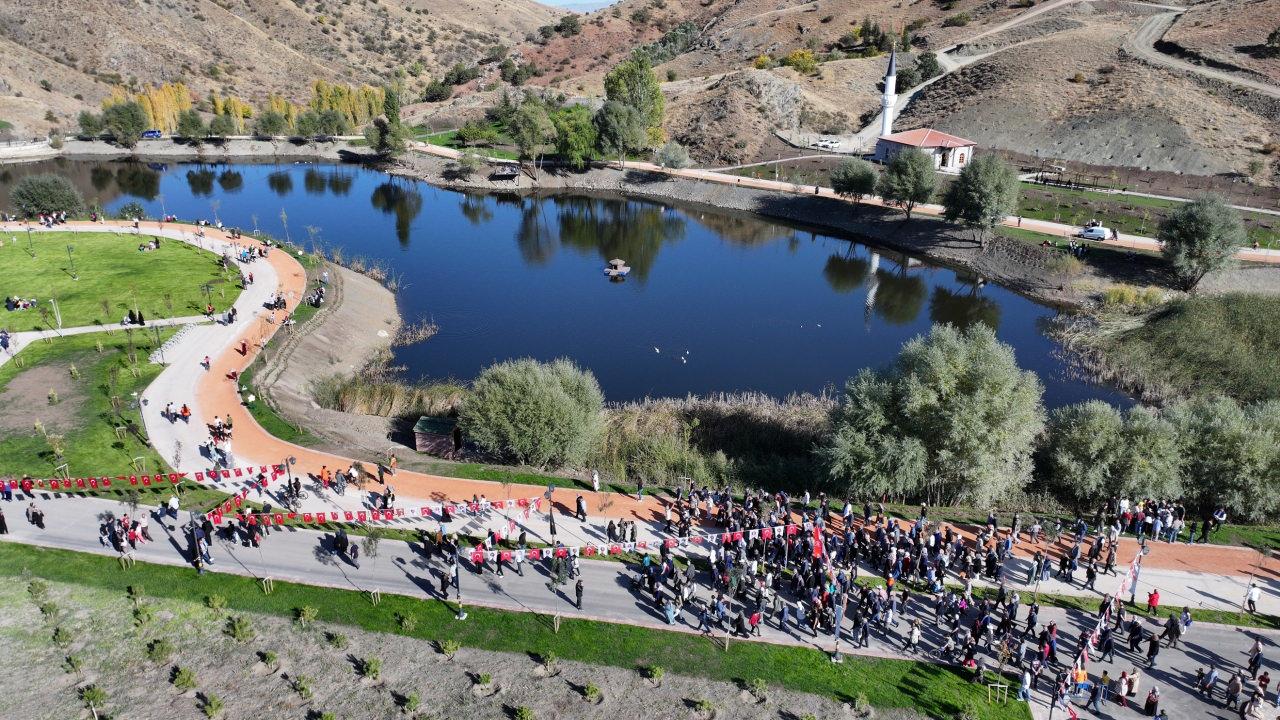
[13,472,188,491]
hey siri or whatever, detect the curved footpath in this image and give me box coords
[2,221,1275,598]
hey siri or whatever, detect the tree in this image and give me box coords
[363,116,409,157]
[654,140,691,169]
[102,101,149,148]
[821,323,1045,507]
[593,101,645,160]
[176,109,206,141]
[877,149,936,220]
[455,149,485,178]
[253,110,289,138]
[317,109,351,136]
[1168,396,1280,521]
[941,153,1019,248]
[830,157,878,202]
[456,122,499,147]
[1158,195,1244,291]
[10,174,85,217]
[508,101,554,164]
[916,52,942,82]
[459,358,604,468]
[552,105,598,170]
[557,14,581,35]
[422,81,453,103]
[782,49,819,75]
[207,113,236,140]
[603,56,664,146]
[1043,401,1124,510]
[77,111,103,138]
[295,110,322,138]
[382,85,402,127]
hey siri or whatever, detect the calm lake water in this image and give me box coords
[0,158,1128,407]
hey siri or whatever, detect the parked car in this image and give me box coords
[1076,225,1110,241]
[141,129,162,139]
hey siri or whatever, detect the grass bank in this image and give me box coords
[0,230,240,329]
[0,541,1029,720]
[1058,293,1280,403]
[0,328,176,478]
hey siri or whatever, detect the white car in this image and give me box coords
[1077,226,1110,241]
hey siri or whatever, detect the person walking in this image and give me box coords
[1146,635,1160,667]
[575,578,584,610]
[1246,582,1262,614]
[576,495,587,522]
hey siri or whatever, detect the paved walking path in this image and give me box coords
[0,315,208,368]
[3,221,1276,605]
[4,492,1278,720]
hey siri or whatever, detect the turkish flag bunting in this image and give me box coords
[528,549,542,560]
[664,538,678,548]
[274,513,284,525]
[303,513,313,522]
[344,512,353,521]
[554,547,569,558]
[234,468,243,477]
[90,478,98,488]
[638,541,648,549]
[583,546,597,556]
[234,496,243,508]
[609,544,622,555]
[195,472,204,482]
[102,477,112,487]
[732,531,743,542]
[357,511,367,522]
[471,549,484,563]
[500,550,513,561]
[517,498,529,507]
[785,524,798,536]
[690,536,703,544]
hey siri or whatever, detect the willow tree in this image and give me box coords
[822,323,1045,506]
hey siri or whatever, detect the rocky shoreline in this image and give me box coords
[53,137,362,163]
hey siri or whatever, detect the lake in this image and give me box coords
[0,158,1128,407]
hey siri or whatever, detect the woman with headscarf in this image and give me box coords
[1143,687,1160,716]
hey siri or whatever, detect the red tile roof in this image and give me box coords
[881,128,975,149]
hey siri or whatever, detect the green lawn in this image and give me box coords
[0,542,1029,720]
[1017,182,1280,248]
[0,230,240,330]
[1096,293,1280,402]
[417,126,520,161]
[237,362,320,447]
[0,329,175,479]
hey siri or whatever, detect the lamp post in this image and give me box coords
[66,244,77,280]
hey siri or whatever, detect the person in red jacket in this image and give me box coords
[1147,589,1161,614]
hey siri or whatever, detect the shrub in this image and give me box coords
[201,693,224,718]
[752,54,773,69]
[540,652,558,668]
[173,666,197,691]
[747,677,767,700]
[853,691,872,715]
[1069,71,1086,83]
[204,595,227,615]
[293,674,314,699]
[325,631,348,649]
[460,358,604,467]
[402,691,421,711]
[52,627,74,647]
[397,613,418,632]
[782,49,819,74]
[102,100,148,147]
[38,601,57,619]
[646,664,665,684]
[515,707,536,720]
[360,656,383,680]
[584,683,602,701]
[294,605,319,628]
[261,650,279,670]
[133,603,155,627]
[319,713,336,720]
[693,698,716,714]
[1045,251,1084,277]
[116,200,146,220]
[438,639,461,659]
[1101,284,1163,310]
[654,140,691,169]
[146,638,174,663]
[225,616,255,643]
[28,579,50,601]
[942,13,971,26]
[476,672,492,685]
[79,684,108,714]
[63,654,83,674]
[10,174,85,216]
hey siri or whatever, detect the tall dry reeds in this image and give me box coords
[310,373,466,418]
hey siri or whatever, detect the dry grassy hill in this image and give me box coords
[0,0,557,137]
[895,2,1278,179]
[1162,0,1280,83]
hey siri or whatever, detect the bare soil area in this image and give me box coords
[0,362,84,434]
[0,579,911,720]
[1163,0,1280,84]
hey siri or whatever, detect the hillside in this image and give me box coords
[1162,0,1280,84]
[0,0,557,137]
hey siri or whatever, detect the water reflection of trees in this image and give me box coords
[369,180,423,246]
[217,170,243,193]
[266,171,293,196]
[327,171,353,195]
[822,253,870,294]
[90,166,114,192]
[114,164,160,200]
[304,168,327,195]
[552,197,686,281]
[185,167,216,197]
[929,286,1001,330]
[695,212,785,247]
[872,268,927,325]
[459,194,493,225]
[516,198,556,265]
